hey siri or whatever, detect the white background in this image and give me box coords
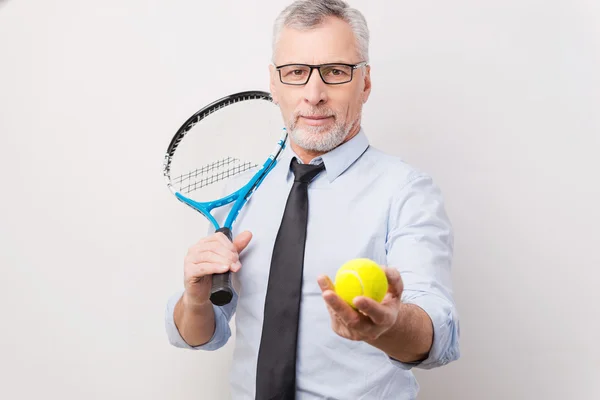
[1,0,599,399]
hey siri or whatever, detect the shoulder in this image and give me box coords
[360,147,452,233]
[358,145,435,192]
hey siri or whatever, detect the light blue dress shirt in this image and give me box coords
[165,128,460,399]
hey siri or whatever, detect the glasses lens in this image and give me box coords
[320,64,353,84]
[279,65,312,84]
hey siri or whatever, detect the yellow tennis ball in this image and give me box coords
[334,258,388,309]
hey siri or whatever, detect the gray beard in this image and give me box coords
[289,118,353,153]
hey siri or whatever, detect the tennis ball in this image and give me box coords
[334,258,388,309]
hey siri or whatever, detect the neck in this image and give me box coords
[291,121,361,164]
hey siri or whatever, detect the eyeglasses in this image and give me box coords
[275,61,368,85]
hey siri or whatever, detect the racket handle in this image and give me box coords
[210,227,234,306]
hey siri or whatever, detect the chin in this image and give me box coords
[291,126,349,153]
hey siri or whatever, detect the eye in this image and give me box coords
[282,67,308,78]
[323,67,349,76]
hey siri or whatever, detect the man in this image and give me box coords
[165,1,460,399]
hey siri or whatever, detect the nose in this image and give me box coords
[303,68,328,106]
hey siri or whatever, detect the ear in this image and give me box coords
[361,65,372,104]
[269,64,279,104]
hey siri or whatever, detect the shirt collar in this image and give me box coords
[282,128,369,183]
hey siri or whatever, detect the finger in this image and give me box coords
[188,249,236,267]
[229,260,242,272]
[191,257,242,273]
[353,296,389,326]
[233,230,253,253]
[384,267,404,298]
[322,290,362,328]
[213,231,237,250]
[194,241,239,263]
[323,299,341,323]
[317,274,334,293]
[317,276,345,319]
[188,262,231,278]
[317,282,339,322]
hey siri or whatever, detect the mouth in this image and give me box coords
[299,115,334,126]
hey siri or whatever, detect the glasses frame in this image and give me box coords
[275,61,368,86]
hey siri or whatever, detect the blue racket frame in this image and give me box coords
[173,141,286,231]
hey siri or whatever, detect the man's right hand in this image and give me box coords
[182,230,253,306]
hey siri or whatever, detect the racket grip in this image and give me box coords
[210,227,234,306]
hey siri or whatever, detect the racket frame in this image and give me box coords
[163,90,287,305]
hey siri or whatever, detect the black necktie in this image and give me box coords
[255,158,326,400]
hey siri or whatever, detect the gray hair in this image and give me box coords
[272,0,370,63]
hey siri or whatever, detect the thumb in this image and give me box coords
[233,230,253,253]
[384,267,404,298]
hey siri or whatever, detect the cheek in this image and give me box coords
[339,99,363,122]
[281,103,294,118]
[278,102,296,126]
[349,87,367,116]
[332,87,364,121]
[277,93,298,116]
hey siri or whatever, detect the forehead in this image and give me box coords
[275,16,360,65]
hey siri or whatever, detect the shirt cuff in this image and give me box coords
[164,290,232,351]
[389,293,461,370]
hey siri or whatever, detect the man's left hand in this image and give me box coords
[317,267,404,342]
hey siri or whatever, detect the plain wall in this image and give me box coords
[1,0,599,399]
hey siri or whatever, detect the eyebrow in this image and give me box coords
[275,60,357,66]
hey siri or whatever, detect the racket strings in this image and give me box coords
[173,157,258,194]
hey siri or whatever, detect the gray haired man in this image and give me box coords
[166,1,460,398]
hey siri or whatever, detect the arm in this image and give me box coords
[173,293,216,347]
[366,303,433,363]
[318,173,459,369]
[165,231,252,350]
[165,288,237,350]
[385,173,460,369]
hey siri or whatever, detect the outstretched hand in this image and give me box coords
[317,267,404,342]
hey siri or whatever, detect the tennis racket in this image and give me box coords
[163,90,287,306]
